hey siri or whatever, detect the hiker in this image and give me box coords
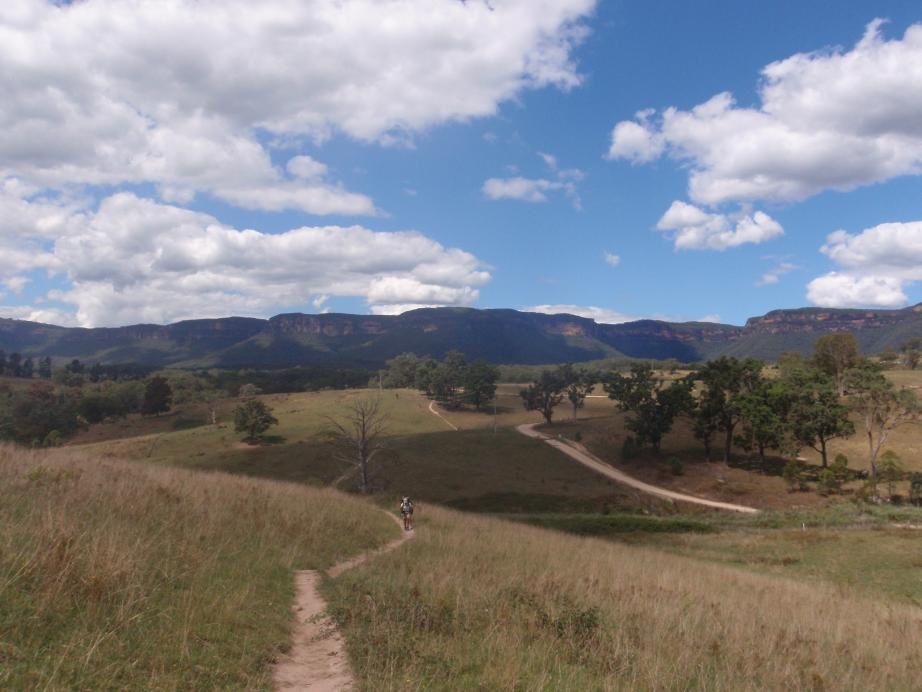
[400,496,414,531]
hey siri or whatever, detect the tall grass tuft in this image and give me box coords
[0,444,397,689]
[326,505,922,690]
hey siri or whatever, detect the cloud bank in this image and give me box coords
[610,20,922,206]
[1,0,597,324]
[1,188,490,326]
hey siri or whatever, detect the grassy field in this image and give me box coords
[636,526,922,606]
[65,389,668,516]
[0,444,397,690]
[325,504,922,691]
[61,368,922,513]
[67,389,449,465]
[432,383,617,431]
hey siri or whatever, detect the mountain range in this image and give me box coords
[2,304,922,369]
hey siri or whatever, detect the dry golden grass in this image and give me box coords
[0,444,397,690]
[326,504,922,691]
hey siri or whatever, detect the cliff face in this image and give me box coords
[2,304,922,367]
[742,307,920,335]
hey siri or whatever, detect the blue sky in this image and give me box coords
[3,0,922,327]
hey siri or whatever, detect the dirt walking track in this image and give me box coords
[516,423,759,513]
[272,512,414,691]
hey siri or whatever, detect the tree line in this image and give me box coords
[519,334,920,495]
[378,351,499,410]
[0,374,174,447]
[0,351,51,379]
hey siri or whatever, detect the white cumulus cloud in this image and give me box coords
[1,0,595,214]
[807,220,922,307]
[482,177,570,203]
[608,20,922,206]
[483,151,585,207]
[656,201,783,251]
[607,109,663,163]
[806,273,907,308]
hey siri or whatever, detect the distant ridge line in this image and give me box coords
[1,304,921,367]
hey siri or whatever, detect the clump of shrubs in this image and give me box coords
[816,453,850,496]
[669,457,684,476]
[909,473,922,506]
[878,450,904,501]
[830,453,849,484]
[816,468,837,496]
[783,459,808,492]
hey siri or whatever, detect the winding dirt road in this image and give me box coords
[422,400,757,513]
[516,423,759,514]
[428,400,459,430]
[272,512,414,691]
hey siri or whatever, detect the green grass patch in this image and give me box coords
[507,512,716,536]
[376,428,670,514]
[641,525,922,606]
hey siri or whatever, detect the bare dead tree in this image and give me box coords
[325,396,388,494]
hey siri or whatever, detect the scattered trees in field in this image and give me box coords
[604,363,693,453]
[520,370,565,425]
[381,351,498,410]
[325,397,388,494]
[141,376,173,416]
[900,338,921,370]
[65,358,85,375]
[429,350,467,406]
[559,363,596,420]
[0,351,49,379]
[233,399,278,443]
[380,353,423,389]
[733,380,790,462]
[7,353,21,377]
[813,333,859,396]
[413,358,439,396]
[461,359,499,410]
[692,357,764,462]
[237,383,262,399]
[519,363,597,425]
[785,368,854,467]
[844,362,920,483]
